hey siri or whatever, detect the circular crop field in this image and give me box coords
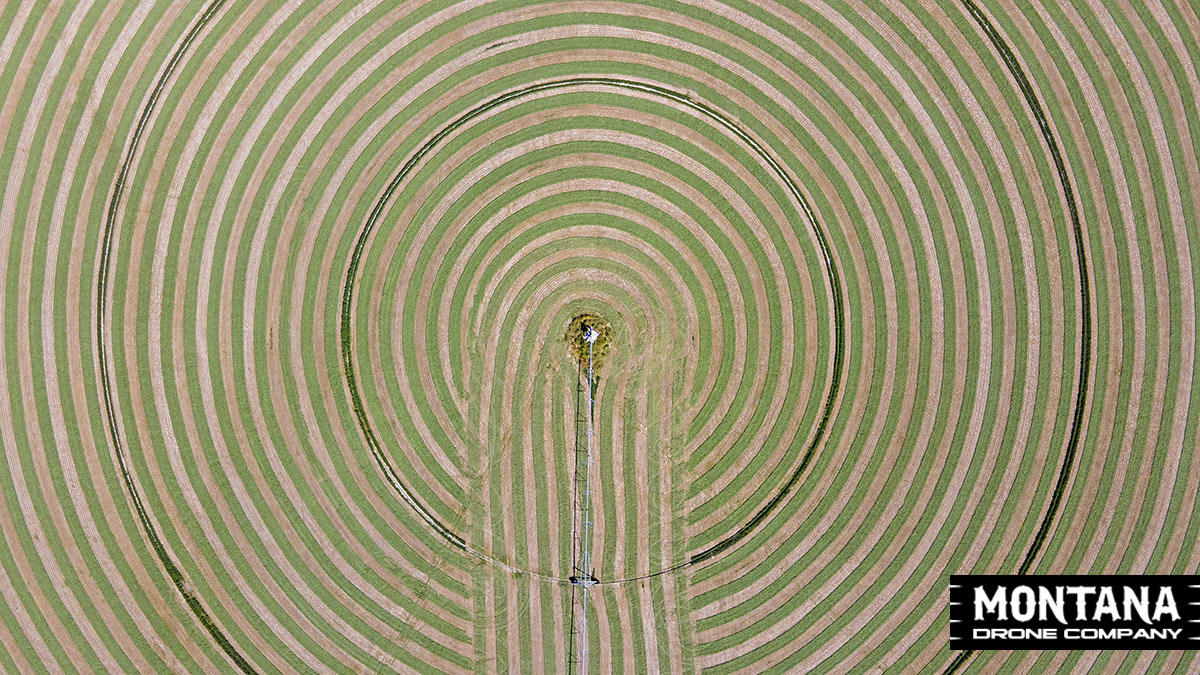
[1,1,1198,673]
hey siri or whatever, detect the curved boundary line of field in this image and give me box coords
[945,1,1092,671]
[92,0,259,673]
[339,77,846,585]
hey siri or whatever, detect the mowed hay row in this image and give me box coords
[0,0,1197,673]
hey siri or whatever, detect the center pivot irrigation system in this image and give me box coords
[567,326,601,675]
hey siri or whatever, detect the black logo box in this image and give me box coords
[950,575,1200,650]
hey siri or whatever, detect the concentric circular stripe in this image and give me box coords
[340,75,845,584]
[0,0,1198,673]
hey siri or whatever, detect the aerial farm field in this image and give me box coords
[0,0,1198,672]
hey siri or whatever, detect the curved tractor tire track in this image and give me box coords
[946,1,1092,667]
[93,0,256,672]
